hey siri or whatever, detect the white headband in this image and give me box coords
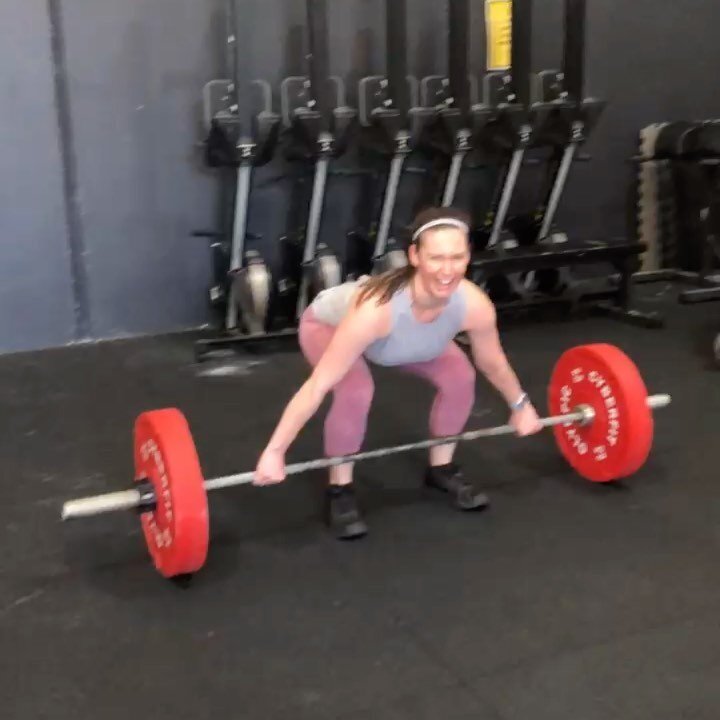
[411,218,469,243]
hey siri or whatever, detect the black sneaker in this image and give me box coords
[325,484,368,540]
[424,463,490,511]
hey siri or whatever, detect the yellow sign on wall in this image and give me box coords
[485,0,512,71]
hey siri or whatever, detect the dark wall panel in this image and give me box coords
[541,0,720,242]
[0,0,76,352]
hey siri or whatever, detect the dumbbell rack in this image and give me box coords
[631,120,720,304]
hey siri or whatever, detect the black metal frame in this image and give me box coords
[563,0,585,104]
[347,0,439,275]
[467,0,661,328]
[511,0,533,108]
[196,0,352,361]
[448,0,471,118]
[387,0,410,117]
[469,242,663,327]
[307,0,332,124]
[470,0,550,251]
[192,0,288,360]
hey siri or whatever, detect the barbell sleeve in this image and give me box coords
[60,393,671,521]
[61,489,143,520]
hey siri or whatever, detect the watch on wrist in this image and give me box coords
[510,392,529,411]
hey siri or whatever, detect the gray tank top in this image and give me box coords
[309,276,467,366]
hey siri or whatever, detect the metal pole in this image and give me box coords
[295,150,331,317]
[225,160,253,328]
[386,0,409,114]
[306,0,332,118]
[442,150,466,206]
[563,0,586,103]
[487,146,526,248]
[374,152,407,258]
[448,0,470,116]
[511,0,533,107]
[61,394,671,520]
[538,141,577,239]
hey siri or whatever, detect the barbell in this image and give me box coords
[60,343,671,580]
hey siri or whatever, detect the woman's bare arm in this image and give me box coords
[264,300,389,454]
[460,281,525,406]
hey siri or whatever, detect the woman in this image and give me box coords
[253,206,543,538]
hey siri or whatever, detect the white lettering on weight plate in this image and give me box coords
[557,365,621,462]
[140,438,173,550]
[563,426,589,455]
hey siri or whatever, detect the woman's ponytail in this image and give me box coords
[355,264,414,306]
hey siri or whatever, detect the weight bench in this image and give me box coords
[469,237,664,328]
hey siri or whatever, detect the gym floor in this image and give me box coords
[3,284,719,720]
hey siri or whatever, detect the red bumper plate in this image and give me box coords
[134,409,209,577]
[548,344,654,482]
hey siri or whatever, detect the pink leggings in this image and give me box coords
[299,308,476,456]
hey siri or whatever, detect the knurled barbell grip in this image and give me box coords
[60,394,671,521]
[205,407,591,491]
[206,393,672,490]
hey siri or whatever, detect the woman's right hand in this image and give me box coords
[253,448,287,486]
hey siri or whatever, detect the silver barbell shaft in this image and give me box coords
[60,393,671,521]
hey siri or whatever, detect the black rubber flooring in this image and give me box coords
[2,284,720,719]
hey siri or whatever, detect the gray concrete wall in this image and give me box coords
[0,0,77,353]
[59,0,223,339]
[3,0,720,353]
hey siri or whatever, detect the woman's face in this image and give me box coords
[409,227,471,300]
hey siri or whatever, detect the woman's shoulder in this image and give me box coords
[348,281,393,336]
[458,279,495,326]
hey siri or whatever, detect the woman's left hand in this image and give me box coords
[510,404,544,436]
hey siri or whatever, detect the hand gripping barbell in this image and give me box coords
[60,344,671,580]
